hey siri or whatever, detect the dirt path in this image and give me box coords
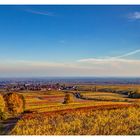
[0,115,22,135]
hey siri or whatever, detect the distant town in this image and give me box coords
[3,83,77,92]
[0,77,140,92]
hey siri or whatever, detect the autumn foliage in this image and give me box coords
[4,93,25,115]
[63,93,74,104]
[10,106,140,135]
[0,94,7,120]
[0,94,5,113]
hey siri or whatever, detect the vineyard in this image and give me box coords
[10,106,140,135]
[1,85,140,135]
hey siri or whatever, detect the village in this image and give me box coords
[2,83,77,92]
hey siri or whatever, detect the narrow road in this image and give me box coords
[1,115,22,135]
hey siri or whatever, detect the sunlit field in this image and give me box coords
[20,90,135,113]
[1,84,140,135]
[11,106,140,135]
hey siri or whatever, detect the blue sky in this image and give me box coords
[0,5,140,77]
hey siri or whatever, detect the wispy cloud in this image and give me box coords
[1,57,140,77]
[78,58,140,64]
[0,59,96,77]
[25,9,54,16]
[78,49,140,64]
[1,49,140,77]
[76,49,140,76]
[114,49,140,58]
[128,12,140,20]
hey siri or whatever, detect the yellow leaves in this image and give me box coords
[63,93,74,104]
[6,90,140,135]
[4,93,25,115]
[10,106,140,135]
[0,94,5,112]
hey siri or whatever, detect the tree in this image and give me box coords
[0,94,7,120]
[4,92,25,116]
[63,93,74,104]
[0,94,5,112]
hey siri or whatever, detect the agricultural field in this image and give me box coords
[1,84,140,135]
[21,90,134,113]
[10,106,140,135]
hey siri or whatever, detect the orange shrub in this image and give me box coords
[4,93,25,115]
[63,94,74,104]
[0,94,8,120]
[0,94,5,112]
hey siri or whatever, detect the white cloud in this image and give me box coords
[0,57,140,77]
[1,49,140,77]
[78,49,140,64]
[25,9,54,16]
[128,12,140,20]
[0,60,94,77]
[114,49,140,58]
[77,58,140,64]
[76,49,140,76]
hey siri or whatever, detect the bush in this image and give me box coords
[63,93,74,104]
[4,93,25,116]
[0,94,5,112]
[0,94,7,120]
